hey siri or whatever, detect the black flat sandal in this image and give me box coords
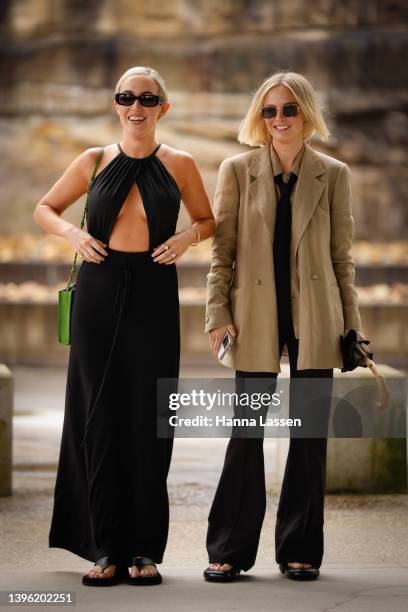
[203,563,241,582]
[82,556,128,586]
[279,562,320,581]
[127,556,162,586]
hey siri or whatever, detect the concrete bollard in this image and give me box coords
[0,363,13,496]
[326,365,407,493]
[274,365,407,494]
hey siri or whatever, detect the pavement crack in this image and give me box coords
[322,584,408,611]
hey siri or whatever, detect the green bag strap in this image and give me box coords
[65,147,104,290]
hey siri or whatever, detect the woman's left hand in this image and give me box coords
[151,229,194,264]
[344,328,370,343]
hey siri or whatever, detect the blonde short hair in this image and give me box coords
[114,66,168,102]
[238,71,330,146]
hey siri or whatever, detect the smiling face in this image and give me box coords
[262,84,306,145]
[113,74,169,136]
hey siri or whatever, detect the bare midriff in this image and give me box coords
[108,181,150,251]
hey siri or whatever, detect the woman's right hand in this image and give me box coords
[64,226,108,264]
[209,323,237,360]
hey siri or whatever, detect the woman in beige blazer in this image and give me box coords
[203,72,368,582]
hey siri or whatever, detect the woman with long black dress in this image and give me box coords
[33,66,215,586]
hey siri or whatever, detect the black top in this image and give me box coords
[86,143,181,251]
[273,172,298,319]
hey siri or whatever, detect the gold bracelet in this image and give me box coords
[189,226,200,246]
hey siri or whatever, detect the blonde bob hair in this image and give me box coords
[238,71,330,146]
[114,66,168,103]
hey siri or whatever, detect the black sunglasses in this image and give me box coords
[260,103,301,119]
[115,92,164,107]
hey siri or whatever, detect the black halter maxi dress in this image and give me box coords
[49,143,181,565]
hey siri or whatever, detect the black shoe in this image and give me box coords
[204,563,241,582]
[82,556,127,586]
[127,556,162,586]
[279,562,320,581]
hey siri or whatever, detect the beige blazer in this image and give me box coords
[204,142,362,372]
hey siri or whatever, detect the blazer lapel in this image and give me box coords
[292,143,326,257]
[247,142,326,255]
[248,144,277,237]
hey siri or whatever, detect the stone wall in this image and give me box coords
[2,0,408,98]
[0,0,407,239]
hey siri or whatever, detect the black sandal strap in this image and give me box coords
[95,556,116,572]
[131,556,156,568]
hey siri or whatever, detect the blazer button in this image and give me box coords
[311,273,319,280]
[255,279,262,285]
[205,315,209,322]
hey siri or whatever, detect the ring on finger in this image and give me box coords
[163,243,169,251]
[171,252,176,258]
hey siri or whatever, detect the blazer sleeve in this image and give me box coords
[330,162,362,330]
[204,158,240,333]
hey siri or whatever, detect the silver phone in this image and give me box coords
[218,330,235,360]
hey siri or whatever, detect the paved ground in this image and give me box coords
[0,364,407,611]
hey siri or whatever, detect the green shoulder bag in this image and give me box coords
[58,147,104,345]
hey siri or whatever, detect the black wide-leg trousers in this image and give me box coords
[206,316,333,571]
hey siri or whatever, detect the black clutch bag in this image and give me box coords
[340,329,390,410]
[339,329,373,373]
